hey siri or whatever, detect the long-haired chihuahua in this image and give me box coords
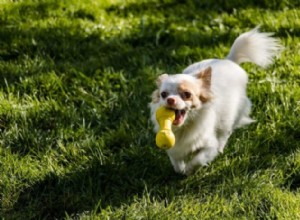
[150,28,282,175]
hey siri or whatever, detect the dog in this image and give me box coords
[150,28,282,175]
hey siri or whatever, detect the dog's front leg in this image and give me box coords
[185,138,219,175]
[168,156,186,174]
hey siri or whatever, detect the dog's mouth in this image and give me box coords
[173,109,186,126]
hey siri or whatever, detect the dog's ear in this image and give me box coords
[151,89,160,103]
[156,74,168,87]
[195,67,213,103]
[195,66,212,90]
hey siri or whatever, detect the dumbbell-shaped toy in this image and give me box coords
[155,106,176,149]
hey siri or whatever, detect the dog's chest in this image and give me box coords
[170,115,213,155]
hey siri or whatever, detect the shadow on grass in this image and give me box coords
[106,0,300,15]
[6,124,300,219]
[1,0,298,86]
[6,147,186,219]
[1,0,298,88]
[0,0,237,158]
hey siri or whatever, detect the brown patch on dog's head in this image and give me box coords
[178,81,198,99]
[177,80,201,109]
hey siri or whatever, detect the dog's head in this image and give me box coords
[152,67,213,126]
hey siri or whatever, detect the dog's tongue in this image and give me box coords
[173,110,186,125]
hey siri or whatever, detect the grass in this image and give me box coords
[0,0,300,219]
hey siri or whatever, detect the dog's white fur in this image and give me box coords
[150,28,282,175]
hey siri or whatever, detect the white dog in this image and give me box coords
[150,28,282,175]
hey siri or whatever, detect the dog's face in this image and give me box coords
[152,67,213,126]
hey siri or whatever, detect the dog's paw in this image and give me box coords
[184,164,198,176]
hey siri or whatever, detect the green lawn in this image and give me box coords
[0,0,300,219]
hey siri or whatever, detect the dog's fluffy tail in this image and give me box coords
[226,27,283,68]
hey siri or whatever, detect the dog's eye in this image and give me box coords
[161,91,168,99]
[182,91,192,99]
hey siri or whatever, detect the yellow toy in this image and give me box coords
[155,106,176,149]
